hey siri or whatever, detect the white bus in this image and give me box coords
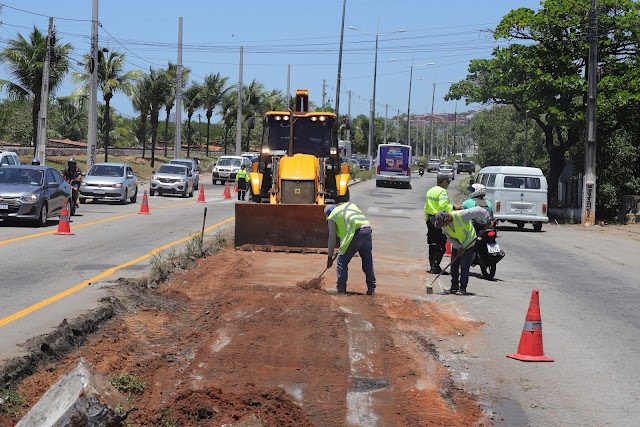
[376,142,412,188]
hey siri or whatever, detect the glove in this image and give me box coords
[327,256,334,268]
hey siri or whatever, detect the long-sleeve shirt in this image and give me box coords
[445,206,491,249]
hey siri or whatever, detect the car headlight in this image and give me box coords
[152,175,157,181]
[19,193,40,202]
[114,183,123,188]
[213,167,219,172]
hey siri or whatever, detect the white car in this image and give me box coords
[79,162,138,204]
[150,164,194,198]
[169,158,200,190]
[212,156,251,184]
[436,164,455,181]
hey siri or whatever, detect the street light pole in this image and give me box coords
[429,82,435,158]
[406,63,413,148]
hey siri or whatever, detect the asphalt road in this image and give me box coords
[2,169,639,426]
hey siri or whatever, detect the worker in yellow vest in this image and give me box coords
[433,207,491,295]
[325,202,376,295]
[424,177,458,274]
[235,164,249,201]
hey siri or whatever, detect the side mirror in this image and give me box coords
[127,174,134,179]
[48,182,58,188]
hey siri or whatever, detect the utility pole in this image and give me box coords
[368,99,373,168]
[524,113,529,167]
[87,0,99,168]
[235,46,243,155]
[322,79,326,109]
[174,17,183,158]
[396,109,400,142]
[422,117,426,158]
[287,64,291,108]
[346,90,351,143]
[583,0,598,226]
[36,17,53,162]
[383,104,388,144]
[334,0,346,120]
[198,113,202,150]
[453,102,457,155]
[406,64,413,147]
[429,82,435,158]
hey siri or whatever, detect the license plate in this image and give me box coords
[0,204,7,210]
[216,180,222,185]
[94,190,106,194]
[162,185,171,189]
[487,242,501,254]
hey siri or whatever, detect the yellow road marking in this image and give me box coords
[0,216,234,328]
[0,200,197,246]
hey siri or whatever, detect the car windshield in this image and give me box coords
[217,158,241,167]
[0,168,44,185]
[157,165,186,175]
[440,165,452,170]
[88,165,124,177]
[170,160,193,170]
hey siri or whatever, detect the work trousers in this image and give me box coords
[450,246,476,291]
[427,219,447,267]
[336,228,376,293]
[236,178,247,201]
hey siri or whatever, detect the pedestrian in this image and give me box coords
[424,177,457,274]
[325,202,376,295]
[433,207,491,295]
[235,164,249,201]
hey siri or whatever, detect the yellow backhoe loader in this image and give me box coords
[234,89,350,251]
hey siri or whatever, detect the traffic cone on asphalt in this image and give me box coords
[223,181,231,199]
[507,290,554,362]
[197,186,206,203]
[55,201,74,235]
[138,190,151,215]
[233,181,238,193]
[444,241,452,257]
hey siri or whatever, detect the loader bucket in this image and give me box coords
[235,203,329,251]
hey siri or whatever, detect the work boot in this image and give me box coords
[429,265,442,274]
[456,288,468,296]
[337,286,347,294]
[366,289,375,296]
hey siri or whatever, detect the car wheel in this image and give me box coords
[79,197,87,204]
[149,189,156,197]
[189,185,194,197]
[517,221,524,230]
[195,180,199,190]
[183,187,188,198]
[533,222,543,232]
[121,189,128,205]
[35,202,48,227]
[130,187,138,203]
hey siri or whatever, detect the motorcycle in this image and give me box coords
[471,223,505,279]
[66,175,82,216]
[419,166,425,177]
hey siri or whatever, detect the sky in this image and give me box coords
[0,0,544,122]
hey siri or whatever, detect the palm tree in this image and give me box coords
[243,79,265,151]
[54,97,87,141]
[0,26,72,154]
[182,82,202,158]
[162,63,191,156]
[219,90,237,155]
[200,73,229,157]
[73,50,140,161]
[131,81,150,158]
[138,67,172,168]
[262,89,286,112]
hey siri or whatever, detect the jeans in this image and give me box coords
[450,246,476,290]
[336,229,376,292]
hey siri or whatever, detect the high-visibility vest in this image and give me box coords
[236,169,249,181]
[328,202,370,255]
[442,211,477,249]
[424,186,453,218]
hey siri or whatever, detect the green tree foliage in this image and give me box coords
[0,100,32,144]
[137,67,173,167]
[201,72,230,156]
[162,62,190,156]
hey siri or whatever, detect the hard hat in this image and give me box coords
[31,158,41,165]
[324,205,336,217]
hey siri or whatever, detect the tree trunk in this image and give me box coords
[104,97,111,162]
[224,127,229,155]
[163,108,170,157]
[32,100,40,157]
[186,114,192,158]
[206,116,212,158]
[141,116,148,159]
[151,114,158,168]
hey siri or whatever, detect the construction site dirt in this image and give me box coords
[0,247,489,426]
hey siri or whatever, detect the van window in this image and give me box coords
[504,176,541,189]
[487,174,496,187]
[480,174,489,186]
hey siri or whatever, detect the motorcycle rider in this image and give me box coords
[31,158,41,165]
[462,183,493,232]
[62,158,82,207]
[419,162,425,176]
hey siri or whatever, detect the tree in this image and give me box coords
[162,62,190,156]
[182,82,202,157]
[446,0,640,204]
[73,50,140,161]
[137,68,172,167]
[219,90,237,155]
[0,26,72,153]
[131,80,150,158]
[242,79,265,151]
[51,97,87,142]
[201,73,229,157]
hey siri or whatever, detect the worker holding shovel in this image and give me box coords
[325,203,376,296]
[433,207,491,295]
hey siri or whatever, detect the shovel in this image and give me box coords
[426,238,477,294]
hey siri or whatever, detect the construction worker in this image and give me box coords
[433,207,491,295]
[235,164,249,201]
[424,177,457,274]
[325,202,376,295]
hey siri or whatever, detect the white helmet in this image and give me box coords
[469,183,486,199]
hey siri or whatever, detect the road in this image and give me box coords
[2,170,640,426]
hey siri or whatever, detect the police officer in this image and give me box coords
[325,202,376,295]
[424,177,457,274]
[235,164,249,201]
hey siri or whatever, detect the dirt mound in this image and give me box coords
[0,248,486,426]
[295,276,325,290]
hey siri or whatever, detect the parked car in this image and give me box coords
[427,158,441,172]
[0,165,71,226]
[79,162,138,204]
[0,150,20,166]
[169,158,200,190]
[241,152,259,164]
[437,164,455,181]
[456,160,475,174]
[358,158,370,171]
[150,164,194,198]
[212,156,251,184]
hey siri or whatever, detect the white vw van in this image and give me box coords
[476,166,548,231]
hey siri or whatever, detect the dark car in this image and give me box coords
[358,158,370,171]
[456,160,475,174]
[0,165,72,226]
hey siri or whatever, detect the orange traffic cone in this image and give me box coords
[55,201,74,235]
[197,186,206,203]
[444,241,452,257]
[138,190,151,215]
[507,290,554,362]
[233,181,238,193]
[223,181,231,199]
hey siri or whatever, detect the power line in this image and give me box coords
[0,2,92,22]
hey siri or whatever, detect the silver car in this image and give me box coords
[79,162,138,204]
[169,158,200,190]
[150,164,194,198]
[0,165,71,226]
[437,164,455,181]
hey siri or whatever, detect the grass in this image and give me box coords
[0,389,24,415]
[110,373,146,397]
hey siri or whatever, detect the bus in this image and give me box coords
[376,142,412,188]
